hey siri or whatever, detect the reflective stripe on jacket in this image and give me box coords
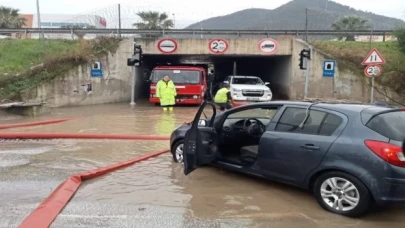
[214,88,230,103]
[156,79,177,106]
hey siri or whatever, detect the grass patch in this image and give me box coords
[310,41,405,95]
[0,37,122,101]
[0,39,79,77]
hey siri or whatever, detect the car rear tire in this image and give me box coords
[172,140,184,164]
[313,171,372,217]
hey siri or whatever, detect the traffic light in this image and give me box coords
[299,49,311,70]
[127,44,143,67]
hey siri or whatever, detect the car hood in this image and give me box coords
[231,84,270,91]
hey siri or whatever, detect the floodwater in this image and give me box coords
[0,101,404,228]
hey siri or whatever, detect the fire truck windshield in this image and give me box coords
[151,70,201,84]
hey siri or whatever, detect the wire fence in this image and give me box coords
[1,5,399,41]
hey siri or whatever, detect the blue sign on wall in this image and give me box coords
[90,61,103,77]
[323,60,336,77]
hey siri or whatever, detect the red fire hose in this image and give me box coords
[0,118,78,130]
[0,132,170,140]
[19,149,169,228]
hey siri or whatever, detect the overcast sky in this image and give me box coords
[3,0,405,28]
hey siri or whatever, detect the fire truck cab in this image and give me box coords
[149,65,208,105]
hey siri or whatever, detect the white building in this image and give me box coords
[28,14,108,39]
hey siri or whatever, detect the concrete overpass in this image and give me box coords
[135,36,370,102]
[21,36,383,107]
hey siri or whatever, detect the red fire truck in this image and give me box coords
[149,65,208,105]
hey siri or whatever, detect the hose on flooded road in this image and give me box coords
[0,118,77,130]
[18,149,170,228]
[0,132,170,140]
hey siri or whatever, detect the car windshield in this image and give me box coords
[232,77,264,85]
[366,111,405,142]
[151,69,201,84]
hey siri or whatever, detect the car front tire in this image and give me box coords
[172,140,184,164]
[313,171,372,217]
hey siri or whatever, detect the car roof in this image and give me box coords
[229,75,260,78]
[241,101,391,115]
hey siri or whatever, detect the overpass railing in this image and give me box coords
[0,28,393,36]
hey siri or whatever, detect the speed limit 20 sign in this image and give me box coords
[364,64,382,77]
[208,39,229,54]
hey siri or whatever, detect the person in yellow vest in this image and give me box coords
[214,83,232,112]
[156,75,177,111]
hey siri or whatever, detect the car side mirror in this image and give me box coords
[264,82,270,85]
[198,120,206,127]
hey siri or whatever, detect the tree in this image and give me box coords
[394,27,405,54]
[61,25,96,39]
[331,16,372,41]
[0,6,26,36]
[133,11,174,30]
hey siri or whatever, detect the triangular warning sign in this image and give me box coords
[362,48,386,65]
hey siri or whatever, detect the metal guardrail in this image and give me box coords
[0,28,393,36]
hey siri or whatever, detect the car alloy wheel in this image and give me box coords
[313,171,372,217]
[320,177,360,211]
[173,142,184,164]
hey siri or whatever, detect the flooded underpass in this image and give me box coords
[0,102,404,227]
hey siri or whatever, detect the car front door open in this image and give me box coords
[183,101,219,175]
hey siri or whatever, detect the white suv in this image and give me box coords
[223,76,272,102]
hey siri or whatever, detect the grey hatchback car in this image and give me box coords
[170,101,405,217]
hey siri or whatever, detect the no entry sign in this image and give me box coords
[157,38,178,54]
[258,38,278,54]
[209,39,229,54]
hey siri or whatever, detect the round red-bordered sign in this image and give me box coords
[364,64,383,77]
[157,38,178,54]
[208,38,229,54]
[258,38,278,54]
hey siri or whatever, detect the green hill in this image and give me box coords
[186,0,404,30]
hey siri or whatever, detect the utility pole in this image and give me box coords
[130,66,136,105]
[303,47,312,99]
[36,0,43,39]
[172,13,176,29]
[305,8,308,42]
[118,4,122,38]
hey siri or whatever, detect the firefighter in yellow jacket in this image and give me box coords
[156,75,177,111]
[214,83,232,111]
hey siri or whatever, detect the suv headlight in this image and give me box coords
[232,88,242,92]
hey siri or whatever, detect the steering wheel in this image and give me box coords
[243,118,266,137]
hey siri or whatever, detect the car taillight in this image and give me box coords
[365,140,405,167]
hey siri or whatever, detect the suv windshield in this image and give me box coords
[366,111,405,142]
[151,69,201,84]
[232,77,264,85]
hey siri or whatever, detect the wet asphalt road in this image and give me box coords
[0,102,404,228]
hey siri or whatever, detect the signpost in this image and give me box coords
[361,48,385,103]
[209,39,229,54]
[258,38,278,54]
[157,38,178,54]
[90,61,103,77]
[323,60,336,77]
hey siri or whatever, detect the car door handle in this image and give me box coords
[301,144,320,150]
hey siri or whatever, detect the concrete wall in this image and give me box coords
[291,39,374,102]
[137,37,293,55]
[21,39,134,107]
